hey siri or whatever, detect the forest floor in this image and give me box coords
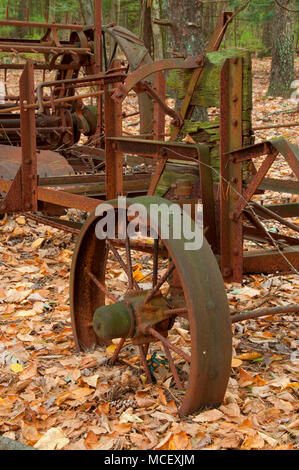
[0,57,298,451]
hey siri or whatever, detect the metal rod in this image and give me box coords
[250,201,299,234]
[107,240,140,290]
[231,304,299,323]
[144,263,175,304]
[85,268,118,303]
[162,342,183,390]
[110,338,126,365]
[138,345,153,384]
[147,327,191,363]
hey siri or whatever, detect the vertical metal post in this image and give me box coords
[20,61,38,212]
[104,61,123,200]
[153,72,166,141]
[94,0,103,142]
[220,57,243,283]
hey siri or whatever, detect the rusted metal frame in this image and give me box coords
[0,44,91,55]
[36,187,102,212]
[249,201,299,234]
[244,208,278,248]
[136,80,182,128]
[147,156,168,196]
[94,0,103,140]
[153,72,166,141]
[20,213,81,235]
[0,19,83,31]
[226,141,275,163]
[198,147,218,252]
[36,71,125,112]
[279,145,299,180]
[232,151,279,220]
[112,57,200,103]
[0,63,81,71]
[258,177,299,195]
[0,89,117,116]
[20,61,38,212]
[243,224,299,246]
[220,57,243,283]
[0,61,38,214]
[106,137,200,161]
[104,82,123,200]
[206,12,234,53]
[253,202,299,219]
[243,247,299,274]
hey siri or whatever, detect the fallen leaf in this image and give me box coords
[193,409,224,423]
[34,427,69,450]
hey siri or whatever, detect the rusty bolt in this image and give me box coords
[232,119,238,127]
[232,95,238,102]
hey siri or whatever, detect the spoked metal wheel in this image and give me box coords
[70,196,232,416]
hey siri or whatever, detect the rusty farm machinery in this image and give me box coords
[0,4,298,417]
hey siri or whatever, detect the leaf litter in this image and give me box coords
[0,58,298,450]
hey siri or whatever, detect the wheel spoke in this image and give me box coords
[108,240,140,290]
[144,263,175,304]
[125,235,134,290]
[138,345,153,384]
[152,238,159,289]
[163,307,189,318]
[85,268,118,303]
[110,337,126,365]
[147,327,191,363]
[162,343,183,390]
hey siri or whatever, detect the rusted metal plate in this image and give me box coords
[220,57,243,283]
[0,146,74,180]
[244,247,299,274]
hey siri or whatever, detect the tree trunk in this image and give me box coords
[165,0,205,58]
[78,0,94,25]
[165,0,206,121]
[152,0,164,60]
[267,0,295,98]
[111,0,121,25]
[15,0,28,39]
[261,20,273,57]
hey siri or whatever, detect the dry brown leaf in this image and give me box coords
[193,409,224,423]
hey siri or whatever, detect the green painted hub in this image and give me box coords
[93,302,133,340]
[93,290,171,341]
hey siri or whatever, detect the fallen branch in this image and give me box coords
[253,122,299,130]
[231,304,299,323]
[265,106,299,116]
